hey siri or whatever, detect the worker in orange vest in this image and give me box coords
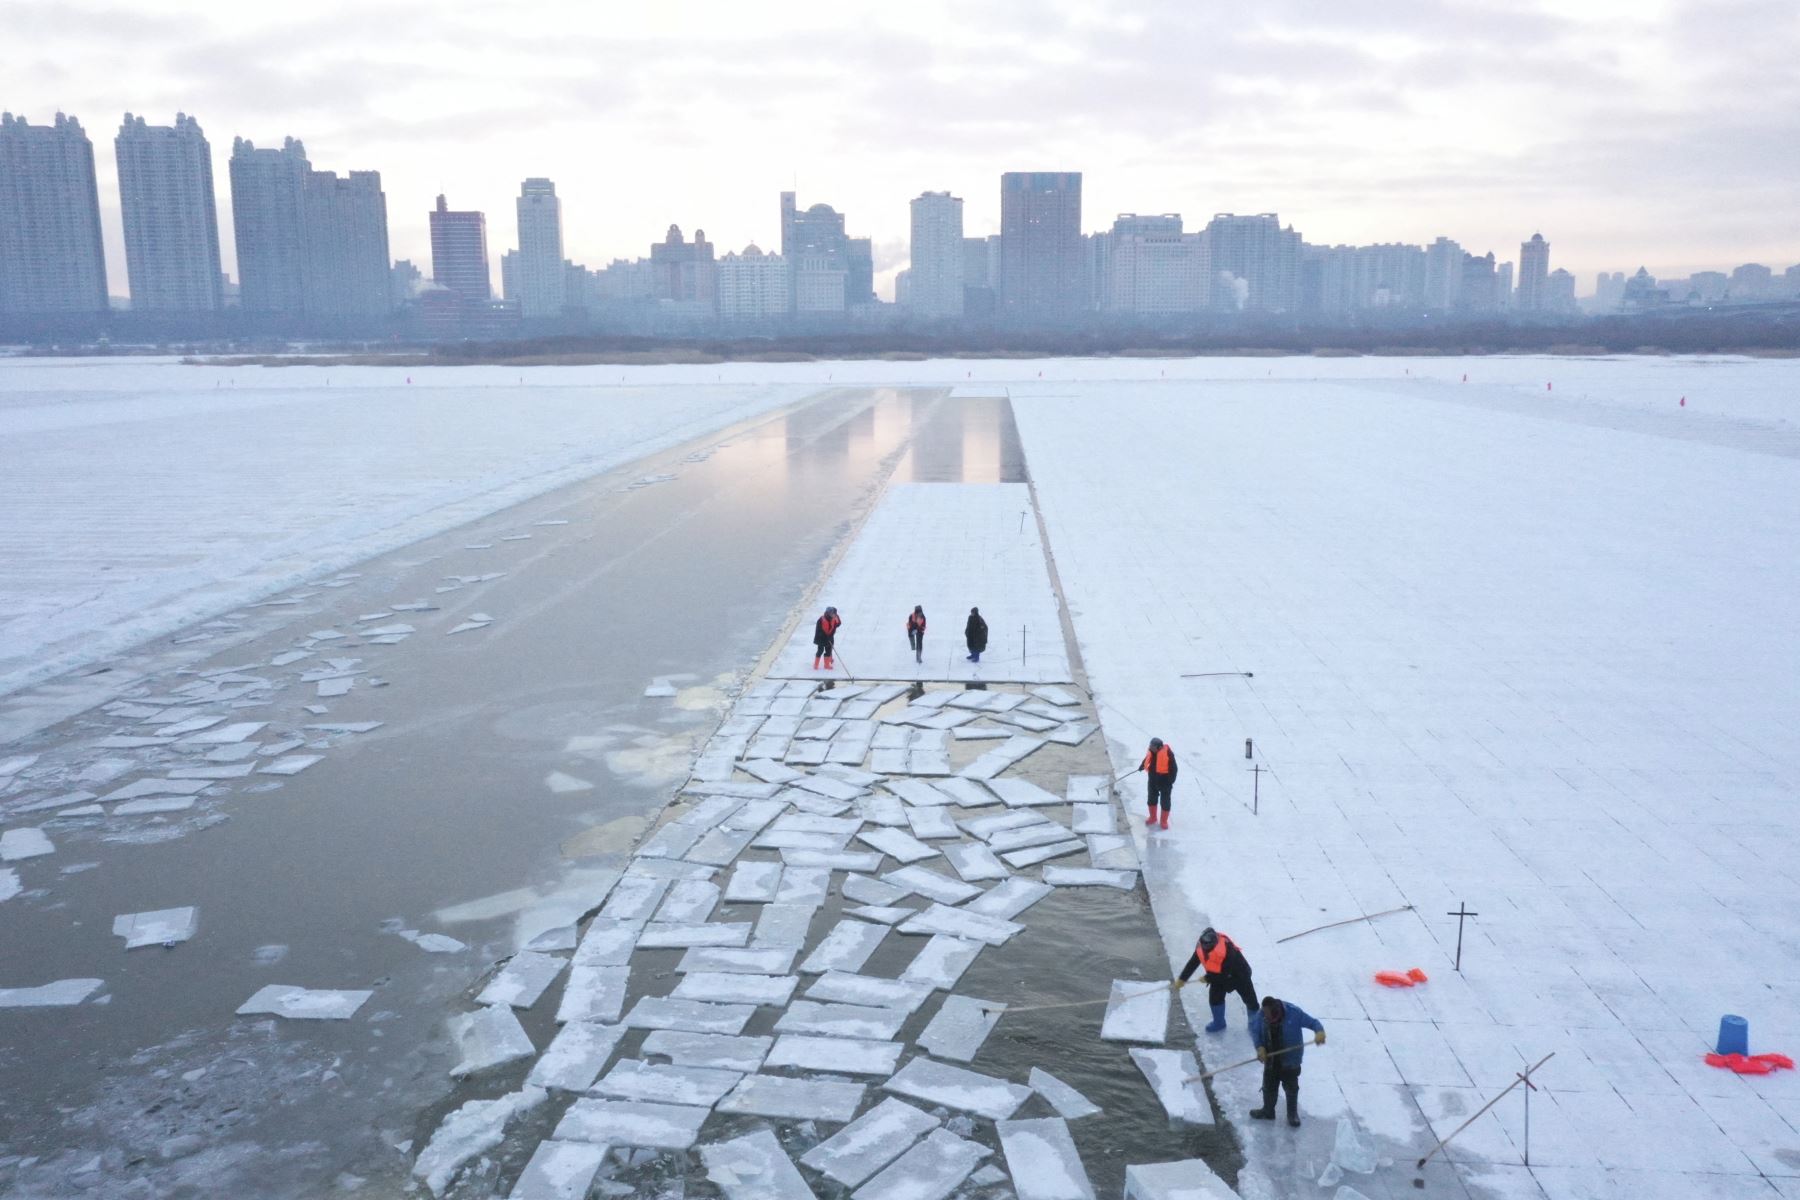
[812,607,841,670]
[1175,927,1258,1033]
[905,606,927,664]
[1137,737,1177,830]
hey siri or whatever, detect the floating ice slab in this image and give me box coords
[673,972,798,1006]
[625,996,754,1035]
[0,869,20,903]
[528,1021,626,1091]
[819,763,883,787]
[1065,775,1109,802]
[898,903,1024,945]
[754,828,852,852]
[718,1073,865,1122]
[884,780,954,807]
[1129,1048,1211,1124]
[961,810,1044,839]
[918,994,1005,1062]
[701,1128,813,1200]
[168,763,255,779]
[940,842,1010,883]
[1044,867,1138,890]
[900,935,983,990]
[553,1097,709,1149]
[451,1005,537,1077]
[677,946,795,975]
[573,920,639,967]
[479,951,567,1009]
[885,1056,1034,1120]
[638,922,752,949]
[1043,722,1094,746]
[415,1088,546,1197]
[687,827,757,866]
[807,972,934,1012]
[1032,686,1081,707]
[781,849,883,872]
[1002,841,1084,868]
[1085,834,1138,870]
[801,1097,940,1188]
[985,780,1063,808]
[743,758,801,784]
[1,827,55,861]
[995,711,1059,733]
[959,736,1045,780]
[724,861,782,902]
[857,828,939,864]
[775,1000,908,1040]
[800,919,890,974]
[987,821,1076,853]
[997,1118,1095,1200]
[524,926,577,952]
[904,807,962,841]
[655,879,721,923]
[0,978,104,1008]
[593,1058,744,1107]
[849,1128,993,1200]
[178,720,266,745]
[555,965,629,1024]
[953,724,1010,741]
[1101,979,1171,1044]
[102,778,209,802]
[869,748,910,774]
[114,795,199,815]
[848,905,917,924]
[966,877,1053,920]
[882,865,981,905]
[237,984,371,1020]
[508,1139,608,1200]
[112,906,198,949]
[1071,805,1115,834]
[1029,1067,1100,1119]
[792,774,863,802]
[598,875,669,922]
[931,779,993,808]
[775,866,832,905]
[855,794,908,826]
[639,819,708,860]
[751,903,817,948]
[641,1029,772,1073]
[767,1032,905,1075]
[1121,1159,1236,1200]
[843,873,908,906]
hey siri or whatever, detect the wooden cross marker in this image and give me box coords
[1448,901,1479,972]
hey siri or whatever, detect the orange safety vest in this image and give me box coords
[1197,932,1236,974]
[1141,745,1172,774]
[907,613,926,632]
[818,614,841,636]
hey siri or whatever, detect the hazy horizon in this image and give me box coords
[8,0,1797,299]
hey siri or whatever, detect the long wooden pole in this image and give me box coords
[1276,904,1414,944]
[1416,1053,1555,1171]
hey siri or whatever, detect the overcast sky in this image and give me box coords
[7,0,1796,298]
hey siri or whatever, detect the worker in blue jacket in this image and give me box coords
[1247,996,1325,1127]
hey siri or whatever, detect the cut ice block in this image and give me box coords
[656,879,722,923]
[672,972,798,1006]
[592,1058,743,1107]
[640,1029,772,1073]
[478,951,567,1010]
[1085,834,1138,870]
[849,1128,990,1200]
[753,829,852,852]
[870,748,910,775]
[965,878,1053,920]
[573,920,639,967]
[751,903,817,949]
[775,866,832,905]
[1065,775,1109,802]
[985,780,1063,808]
[236,984,370,1020]
[846,905,913,924]
[260,754,324,776]
[1129,1048,1212,1124]
[524,926,577,953]
[770,812,862,836]
[1,828,55,862]
[528,1021,626,1091]
[905,806,962,840]
[716,1073,865,1122]
[178,720,266,745]
[996,712,1059,733]
[451,1006,536,1077]
[792,774,864,802]
[806,972,933,1012]
[953,724,1010,741]
[724,861,783,903]
[897,903,1024,946]
[782,849,883,872]
[553,1097,709,1148]
[900,935,983,990]
[1101,979,1171,1044]
[1032,686,1081,707]
[935,778,996,807]
[842,873,908,906]
[1043,867,1137,890]
[917,994,1005,1062]
[742,759,804,784]
[1029,1067,1100,1119]
[637,922,752,949]
[1121,1159,1236,1200]
[767,1033,905,1075]
[687,827,757,866]
[941,842,1010,882]
[884,1057,1032,1119]
[102,778,209,802]
[1043,722,1094,746]
[415,1088,546,1197]
[1002,840,1084,868]
[1071,805,1115,834]
[855,795,908,827]
[113,795,198,815]
[701,1129,813,1200]
[884,780,954,807]
[638,819,708,860]
[625,996,755,1035]
[961,810,1046,839]
[800,919,890,975]
[677,946,796,976]
[997,1117,1096,1200]
[508,1139,607,1200]
[800,1096,941,1187]
[882,865,981,905]
[598,875,668,922]
[857,828,939,864]
[555,965,629,1024]
[0,978,104,1008]
[775,1000,908,1040]
[907,750,953,775]
[987,822,1075,853]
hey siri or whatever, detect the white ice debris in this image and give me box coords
[591,1058,744,1107]
[527,1021,626,1091]
[1084,834,1138,869]
[852,1127,991,1200]
[965,877,1053,920]
[723,860,783,902]
[236,984,372,1020]
[413,1086,547,1197]
[1329,1116,1379,1176]
[113,795,199,815]
[766,1032,904,1075]
[1070,805,1115,834]
[899,934,983,990]
[883,779,954,807]
[775,865,832,905]
[984,779,1063,808]
[259,754,323,776]
[1100,979,1170,1044]
[940,842,1010,882]
[799,919,890,974]
[508,1139,608,1200]
[101,778,209,802]
[904,805,962,840]
[543,771,593,794]
[451,1005,537,1076]
[985,821,1075,853]
[177,720,266,745]
[883,1057,1033,1120]
[0,827,54,861]
[846,904,914,924]
[655,879,722,923]
[805,971,933,1012]
[897,903,1024,946]
[917,994,1005,1062]
[1001,840,1084,869]
[0,869,20,903]
[1043,866,1137,890]
[750,903,817,948]
[856,827,939,864]
[525,926,577,952]
[1029,1067,1101,1119]
[478,951,568,1009]
[700,1128,814,1200]
[780,848,883,871]
[672,972,798,1006]
[716,1072,865,1122]
[882,865,981,905]
[677,946,796,976]
[842,873,908,906]
[774,1000,908,1040]
[624,996,755,1035]
[1129,1048,1211,1124]
[0,978,104,1008]
[639,1029,772,1073]
[800,1096,941,1187]
[997,1117,1096,1200]
[111,906,198,949]
[555,964,629,1024]
[553,1097,710,1149]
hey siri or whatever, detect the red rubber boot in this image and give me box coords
[813,655,822,670]
[1159,810,1170,831]
[1146,805,1157,827]
[824,657,833,669]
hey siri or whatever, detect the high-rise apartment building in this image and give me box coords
[302,169,390,317]
[515,178,566,319]
[1545,269,1577,313]
[998,172,1083,316]
[0,112,109,315]
[229,137,309,316]
[1204,213,1300,312]
[116,112,223,312]
[907,191,964,319]
[1517,233,1550,311]
[1103,214,1209,314]
[429,194,491,303]
[1423,237,1464,309]
[779,192,873,311]
[716,245,791,321]
[1459,251,1500,311]
[649,225,716,304]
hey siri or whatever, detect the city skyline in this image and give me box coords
[5,0,1795,299]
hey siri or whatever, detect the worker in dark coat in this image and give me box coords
[1138,737,1177,830]
[812,606,841,670]
[963,607,987,663]
[1176,927,1258,1033]
[1248,996,1325,1127]
[906,606,927,664]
